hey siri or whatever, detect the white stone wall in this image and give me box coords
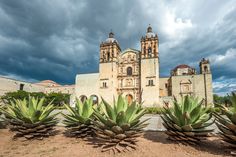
[44,86,75,94]
[140,58,160,106]
[169,74,213,105]
[0,76,75,97]
[75,73,100,101]
[159,77,169,97]
[0,76,45,96]
[99,62,118,104]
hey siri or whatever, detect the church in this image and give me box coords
[74,25,213,107]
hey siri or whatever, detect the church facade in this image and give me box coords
[74,26,213,107]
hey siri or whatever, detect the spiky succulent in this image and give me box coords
[161,95,214,145]
[214,92,236,146]
[62,98,94,138]
[0,96,59,139]
[0,105,5,128]
[93,95,148,153]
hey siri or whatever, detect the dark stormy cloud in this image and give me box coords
[0,0,235,95]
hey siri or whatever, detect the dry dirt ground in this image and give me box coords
[0,127,234,157]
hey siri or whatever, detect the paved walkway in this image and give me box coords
[54,110,218,132]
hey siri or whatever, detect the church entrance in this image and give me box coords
[126,94,133,104]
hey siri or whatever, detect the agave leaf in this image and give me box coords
[120,123,130,131]
[230,92,236,110]
[41,112,59,123]
[39,105,56,122]
[129,108,146,123]
[163,107,180,126]
[64,104,76,116]
[162,112,177,125]
[125,101,138,122]
[82,100,90,118]
[116,95,125,114]
[37,97,44,110]
[183,111,191,125]
[28,96,36,117]
[131,118,149,129]
[161,115,177,131]
[182,124,193,131]
[116,111,126,126]
[93,120,106,129]
[173,101,183,126]
[107,118,116,127]
[190,104,201,123]
[101,97,116,121]
[192,120,215,129]
[62,113,81,123]
[183,95,191,112]
[111,125,123,134]
[75,99,83,116]
[93,111,108,125]
[216,122,235,135]
[214,112,232,125]
[216,114,236,131]
[230,113,236,125]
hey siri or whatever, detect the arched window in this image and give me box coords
[107,52,110,61]
[148,47,152,57]
[126,94,133,104]
[204,66,208,72]
[79,95,87,103]
[90,95,99,105]
[102,52,106,61]
[127,67,132,76]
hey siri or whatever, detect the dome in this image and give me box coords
[105,38,117,43]
[145,24,156,38]
[104,31,118,43]
[146,32,156,38]
[173,64,191,71]
[171,64,196,76]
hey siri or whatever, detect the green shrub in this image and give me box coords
[207,107,221,114]
[1,91,70,107]
[145,107,164,114]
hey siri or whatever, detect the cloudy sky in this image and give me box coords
[0,0,235,95]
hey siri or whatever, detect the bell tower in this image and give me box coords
[140,25,159,59]
[100,31,121,63]
[140,25,160,106]
[199,58,211,74]
[99,31,121,102]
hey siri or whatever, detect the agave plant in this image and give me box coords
[214,92,236,146]
[0,105,5,128]
[93,95,148,153]
[62,97,94,138]
[161,95,214,145]
[0,96,59,139]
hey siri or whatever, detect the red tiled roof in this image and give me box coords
[173,64,191,70]
[39,80,58,84]
[34,80,61,87]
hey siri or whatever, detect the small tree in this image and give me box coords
[46,92,70,107]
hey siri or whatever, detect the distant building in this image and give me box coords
[75,25,213,106]
[0,76,75,96]
[34,80,75,94]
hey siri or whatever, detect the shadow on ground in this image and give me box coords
[143,131,234,156]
